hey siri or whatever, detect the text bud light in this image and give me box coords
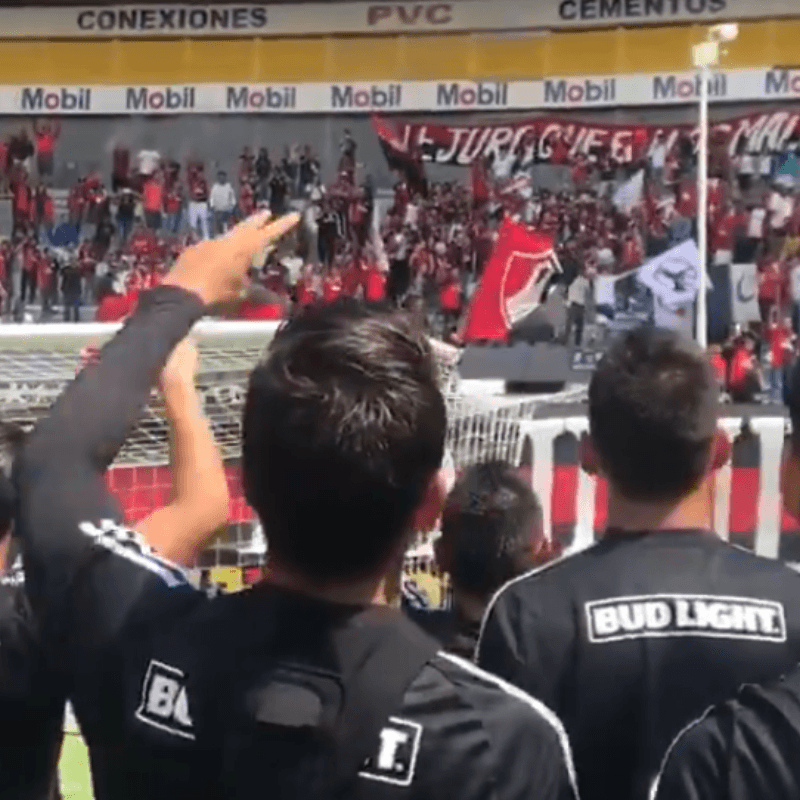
[20,87,92,112]
[126,87,196,112]
[226,86,297,111]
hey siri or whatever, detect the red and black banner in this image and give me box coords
[397,108,800,167]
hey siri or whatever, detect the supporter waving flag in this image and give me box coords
[460,219,560,344]
[371,114,429,198]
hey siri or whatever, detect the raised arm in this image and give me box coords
[136,339,230,566]
[16,212,299,629]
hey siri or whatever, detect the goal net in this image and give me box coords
[0,320,471,568]
[0,320,586,576]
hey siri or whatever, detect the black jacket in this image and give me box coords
[16,286,578,800]
[0,564,64,800]
[477,530,800,800]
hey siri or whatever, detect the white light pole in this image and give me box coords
[692,23,738,350]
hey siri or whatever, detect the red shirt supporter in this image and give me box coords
[96,293,133,322]
[676,182,697,218]
[239,183,254,217]
[34,121,59,157]
[759,261,787,307]
[188,171,209,202]
[322,272,343,304]
[365,266,387,302]
[295,273,317,307]
[712,208,745,253]
[142,177,163,215]
[35,251,51,290]
[729,345,753,390]
[238,299,284,321]
[164,183,182,215]
[710,352,727,384]
[768,321,794,368]
[21,241,37,274]
[439,274,462,313]
[13,181,32,217]
[127,228,158,259]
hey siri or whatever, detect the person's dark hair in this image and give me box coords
[242,300,446,582]
[440,461,541,597]
[786,358,800,450]
[589,327,718,503]
[0,422,24,540]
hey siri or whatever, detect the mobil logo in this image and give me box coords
[226,86,297,111]
[436,82,509,108]
[20,87,91,113]
[126,87,196,112]
[331,84,402,110]
[653,73,727,101]
[765,70,800,97]
[544,78,616,106]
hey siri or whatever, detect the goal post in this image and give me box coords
[0,320,470,570]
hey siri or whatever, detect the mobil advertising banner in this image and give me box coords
[0,68,798,115]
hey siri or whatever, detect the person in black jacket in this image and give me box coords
[408,460,546,658]
[0,429,65,800]
[477,326,800,800]
[651,358,800,800]
[15,212,577,800]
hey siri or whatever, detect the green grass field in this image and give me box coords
[60,711,93,800]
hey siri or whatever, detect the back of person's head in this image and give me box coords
[0,423,24,550]
[243,300,447,583]
[782,359,800,517]
[588,327,719,504]
[438,461,542,597]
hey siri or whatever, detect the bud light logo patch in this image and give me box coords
[359,717,423,787]
[586,594,786,644]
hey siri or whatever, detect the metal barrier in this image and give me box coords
[511,417,788,559]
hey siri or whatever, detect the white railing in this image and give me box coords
[446,416,789,559]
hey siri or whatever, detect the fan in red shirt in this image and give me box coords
[11,177,33,237]
[676,180,698,218]
[364,263,387,303]
[322,267,344,304]
[766,310,795,402]
[294,264,318,308]
[236,284,289,321]
[239,181,255,219]
[708,345,727,386]
[33,119,59,178]
[126,224,158,260]
[728,336,762,403]
[758,258,787,321]
[18,238,38,305]
[439,267,462,332]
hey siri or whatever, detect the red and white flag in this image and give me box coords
[460,219,560,344]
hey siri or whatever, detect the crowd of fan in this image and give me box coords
[1,119,800,405]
